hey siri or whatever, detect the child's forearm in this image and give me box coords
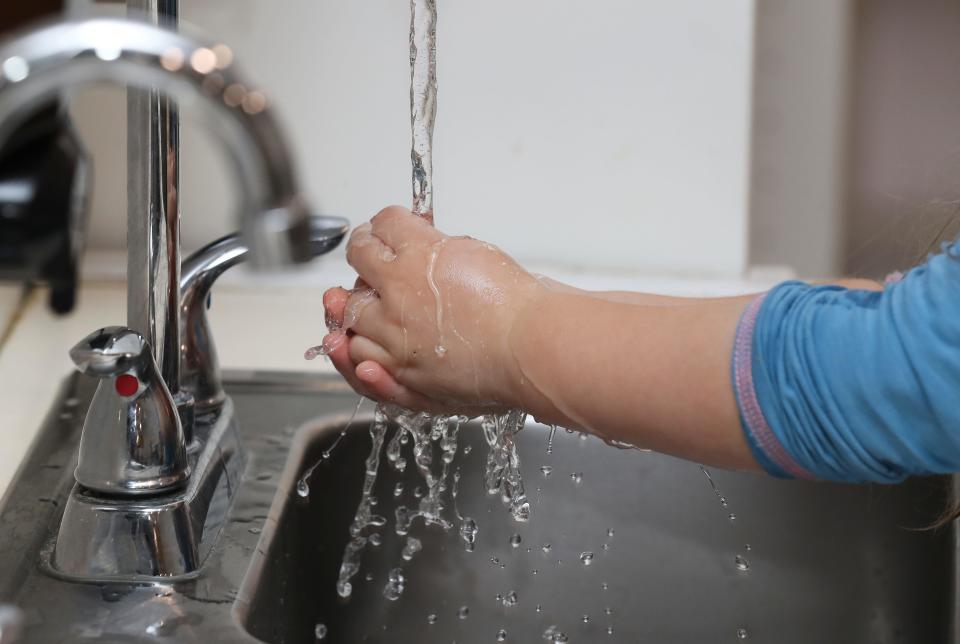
[507,289,762,470]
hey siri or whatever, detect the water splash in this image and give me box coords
[335,409,389,598]
[304,344,329,361]
[482,411,531,521]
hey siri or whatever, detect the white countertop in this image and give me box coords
[0,252,785,498]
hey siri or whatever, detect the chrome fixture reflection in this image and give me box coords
[0,15,346,581]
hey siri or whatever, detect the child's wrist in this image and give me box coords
[500,285,555,411]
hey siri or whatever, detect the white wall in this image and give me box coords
[73,1,757,277]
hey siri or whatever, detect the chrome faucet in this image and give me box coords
[0,16,347,580]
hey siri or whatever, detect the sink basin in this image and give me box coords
[238,409,957,643]
[0,371,956,643]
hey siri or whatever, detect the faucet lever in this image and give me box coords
[69,327,189,496]
[69,326,149,376]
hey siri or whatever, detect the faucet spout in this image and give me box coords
[0,17,313,268]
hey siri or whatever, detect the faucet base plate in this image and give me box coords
[48,398,245,583]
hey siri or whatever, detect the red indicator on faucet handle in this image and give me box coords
[115,374,139,397]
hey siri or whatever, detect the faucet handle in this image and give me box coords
[69,326,150,377]
[69,326,189,495]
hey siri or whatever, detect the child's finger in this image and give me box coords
[343,288,384,333]
[345,223,396,289]
[370,205,442,250]
[355,360,441,411]
[323,287,350,330]
[324,332,376,399]
[348,334,397,371]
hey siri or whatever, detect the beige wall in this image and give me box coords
[844,0,960,277]
[748,0,854,278]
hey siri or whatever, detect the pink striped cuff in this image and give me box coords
[733,294,816,480]
[884,270,905,285]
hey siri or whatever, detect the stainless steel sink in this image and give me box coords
[0,371,956,643]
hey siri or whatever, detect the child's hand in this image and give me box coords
[321,206,543,414]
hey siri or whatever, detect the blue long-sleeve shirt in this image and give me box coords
[733,244,960,483]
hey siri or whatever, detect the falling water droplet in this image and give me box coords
[510,534,522,548]
[735,555,751,572]
[604,607,612,615]
[728,513,737,522]
[570,472,583,484]
[383,568,406,600]
[532,569,539,575]
[296,478,310,497]
[394,482,404,497]
[606,625,614,635]
[547,425,557,454]
[314,623,328,640]
[580,551,595,565]
[541,543,552,553]
[582,615,590,623]
[369,533,382,547]
[536,604,543,613]
[606,528,614,538]
[435,345,447,357]
[737,627,749,639]
[497,628,508,641]
[458,606,470,619]
[503,590,518,607]
[402,537,422,561]
[460,517,479,550]
[540,465,553,476]
[542,625,569,642]
[601,582,609,590]
[426,613,437,625]
[745,543,752,551]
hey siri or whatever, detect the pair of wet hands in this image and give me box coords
[320,206,542,417]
